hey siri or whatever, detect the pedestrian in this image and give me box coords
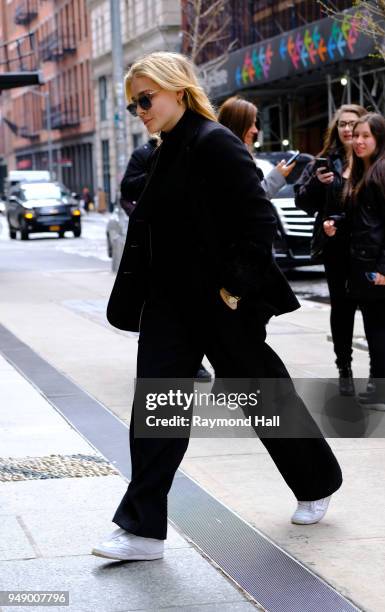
[324,112,385,407]
[120,137,212,382]
[120,137,159,217]
[92,51,342,562]
[295,104,367,396]
[217,96,297,198]
[82,187,93,213]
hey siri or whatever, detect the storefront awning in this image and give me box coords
[203,8,376,99]
[0,71,43,91]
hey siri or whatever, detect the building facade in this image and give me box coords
[182,0,381,154]
[88,0,181,208]
[0,0,95,196]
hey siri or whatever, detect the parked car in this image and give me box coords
[255,151,315,268]
[106,151,316,272]
[5,181,81,240]
[106,203,128,272]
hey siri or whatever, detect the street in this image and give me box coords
[0,207,331,297]
[0,210,110,269]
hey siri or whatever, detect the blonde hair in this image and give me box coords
[124,52,217,123]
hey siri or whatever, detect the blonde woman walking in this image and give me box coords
[92,52,342,562]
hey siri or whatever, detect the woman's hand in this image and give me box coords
[323,219,337,237]
[220,287,240,310]
[315,168,334,185]
[276,159,296,178]
[374,273,385,285]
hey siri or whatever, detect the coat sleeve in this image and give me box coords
[120,146,153,203]
[261,167,286,199]
[294,160,326,215]
[196,126,277,297]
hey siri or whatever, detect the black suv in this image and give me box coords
[255,152,315,268]
[6,181,81,240]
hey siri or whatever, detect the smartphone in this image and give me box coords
[314,157,331,173]
[285,150,300,166]
[327,213,345,228]
[365,272,377,283]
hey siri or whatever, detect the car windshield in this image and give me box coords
[22,183,61,201]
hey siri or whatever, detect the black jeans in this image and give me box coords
[360,300,385,379]
[112,294,343,539]
[323,242,358,369]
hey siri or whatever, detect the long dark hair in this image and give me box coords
[319,104,367,160]
[217,96,256,142]
[344,112,385,205]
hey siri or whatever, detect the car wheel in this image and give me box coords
[73,226,81,238]
[20,219,29,240]
[7,216,17,239]
[58,230,65,238]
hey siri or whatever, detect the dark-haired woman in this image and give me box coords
[295,104,367,395]
[324,113,385,407]
[218,96,296,198]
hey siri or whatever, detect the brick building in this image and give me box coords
[0,0,95,195]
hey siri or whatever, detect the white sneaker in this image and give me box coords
[291,496,332,525]
[92,527,164,561]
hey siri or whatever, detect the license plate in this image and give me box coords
[49,225,60,231]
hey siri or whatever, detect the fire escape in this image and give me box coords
[0,30,42,90]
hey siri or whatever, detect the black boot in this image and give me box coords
[358,377,376,401]
[338,366,355,396]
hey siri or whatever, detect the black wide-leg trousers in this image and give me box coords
[113,294,343,539]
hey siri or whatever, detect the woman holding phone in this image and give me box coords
[295,104,366,395]
[218,96,297,198]
[324,113,385,407]
[92,52,342,562]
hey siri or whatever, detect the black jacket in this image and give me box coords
[107,110,300,332]
[120,138,158,216]
[294,151,345,261]
[346,181,385,300]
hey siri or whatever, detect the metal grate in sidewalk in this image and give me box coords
[0,453,119,481]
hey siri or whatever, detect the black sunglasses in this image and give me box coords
[126,90,160,117]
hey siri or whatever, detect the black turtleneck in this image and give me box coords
[147,109,198,298]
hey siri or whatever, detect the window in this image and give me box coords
[101,139,111,206]
[99,76,108,121]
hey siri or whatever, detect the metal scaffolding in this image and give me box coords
[327,64,385,120]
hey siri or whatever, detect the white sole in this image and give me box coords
[291,518,323,525]
[91,547,164,561]
[368,404,385,412]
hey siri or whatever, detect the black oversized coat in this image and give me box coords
[346,181,385,300]
[107,110,300,332]
[294,150,345,261]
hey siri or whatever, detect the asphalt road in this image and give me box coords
[0,211,111,273]
[0,210,330,302]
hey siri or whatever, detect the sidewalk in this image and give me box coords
[0,353,258,612]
